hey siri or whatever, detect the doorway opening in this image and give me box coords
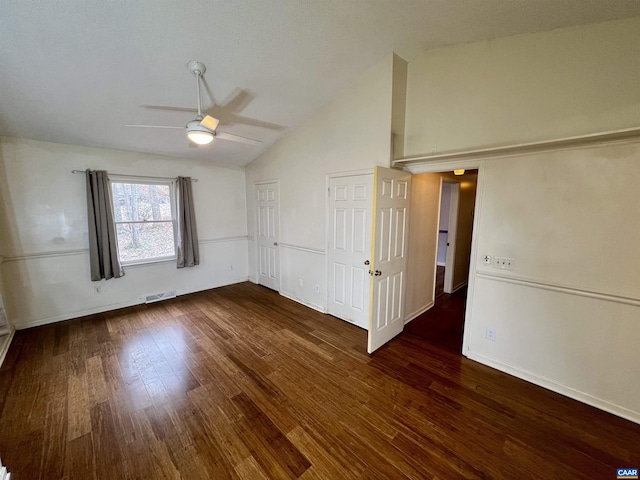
[404,169,478,354]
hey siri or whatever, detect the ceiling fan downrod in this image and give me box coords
[187,60,207,119]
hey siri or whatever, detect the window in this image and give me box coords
[110,179,177,264]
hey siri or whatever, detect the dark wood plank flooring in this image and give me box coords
[0,282,639,479]
[405,287,467,353]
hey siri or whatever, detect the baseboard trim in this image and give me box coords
[324,309,368,330]
[466,351,640,425]
[450,281,467,294]
[0,330,16,367]
[13,277,250,330]
[404,301,434,325]
[279,291,326,314]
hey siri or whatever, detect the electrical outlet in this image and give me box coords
[493,257,515,270]
[483,255,492,266]
[485,328,496,341]
[314,284,320,293]
[298,278,304,287]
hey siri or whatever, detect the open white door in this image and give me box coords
[367,166,411,353]
[256,182,280,291]
[443,182,459,294]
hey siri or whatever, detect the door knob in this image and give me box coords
[364,260,370,265]
[374,270,382,276]
[273,242,278,246]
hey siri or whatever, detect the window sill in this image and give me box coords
[122,257,177,269]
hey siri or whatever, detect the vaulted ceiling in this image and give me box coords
[2,1,639,167]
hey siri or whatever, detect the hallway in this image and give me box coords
[404,267,466,353]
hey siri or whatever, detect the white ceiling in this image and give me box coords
[2,1,640,167]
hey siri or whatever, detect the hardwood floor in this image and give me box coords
[0,282,638,479]
[405,286,467,354]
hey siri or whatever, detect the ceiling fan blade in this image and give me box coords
[200,77,218,107]
[140,104,198,113]
[220,88,254,115]
[125,124,184,129]
[215,131,263,145]
[224,113,285,131]
[199,115,220,131]
[198,89,283,130]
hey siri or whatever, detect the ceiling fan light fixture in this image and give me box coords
[187,131,214,145]
[126,61,261,147]
[186,120,214,145]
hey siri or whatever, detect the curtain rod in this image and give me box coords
[71,170,198,182]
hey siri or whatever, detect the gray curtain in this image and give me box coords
[176,176,199,268]
[86,170,124,281]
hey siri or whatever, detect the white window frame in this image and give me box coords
[109,175,178,266]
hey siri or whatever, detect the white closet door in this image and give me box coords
[256,182,280,291]
[327,174,373,329]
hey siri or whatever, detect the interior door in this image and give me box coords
[367,166,411,353]
[256,182,280,291]
[444,182,459,294]
[327,174,373,329]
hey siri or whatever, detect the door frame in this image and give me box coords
[325,169,375,313]
[254,179,281,292]
[398,159,485,357]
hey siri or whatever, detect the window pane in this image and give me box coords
[116,222,175,263]
[112,183,173,222]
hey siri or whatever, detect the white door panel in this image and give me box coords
[368,167,411,353]
[256,182,280,291]
[327,174,373,329]
[444,183,460,294]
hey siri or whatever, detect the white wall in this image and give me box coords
[0,137,249,329]
[405,16,640,156]
[466,142,640,422]
[245,54,396,311]
[436,182,451,265]
[391,55,408,159]
[403,17,640,422]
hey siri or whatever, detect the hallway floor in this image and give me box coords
[404,267,466,354]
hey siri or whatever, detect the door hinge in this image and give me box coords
[328,187,330,197]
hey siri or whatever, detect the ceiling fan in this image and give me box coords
[126,61,262,146]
